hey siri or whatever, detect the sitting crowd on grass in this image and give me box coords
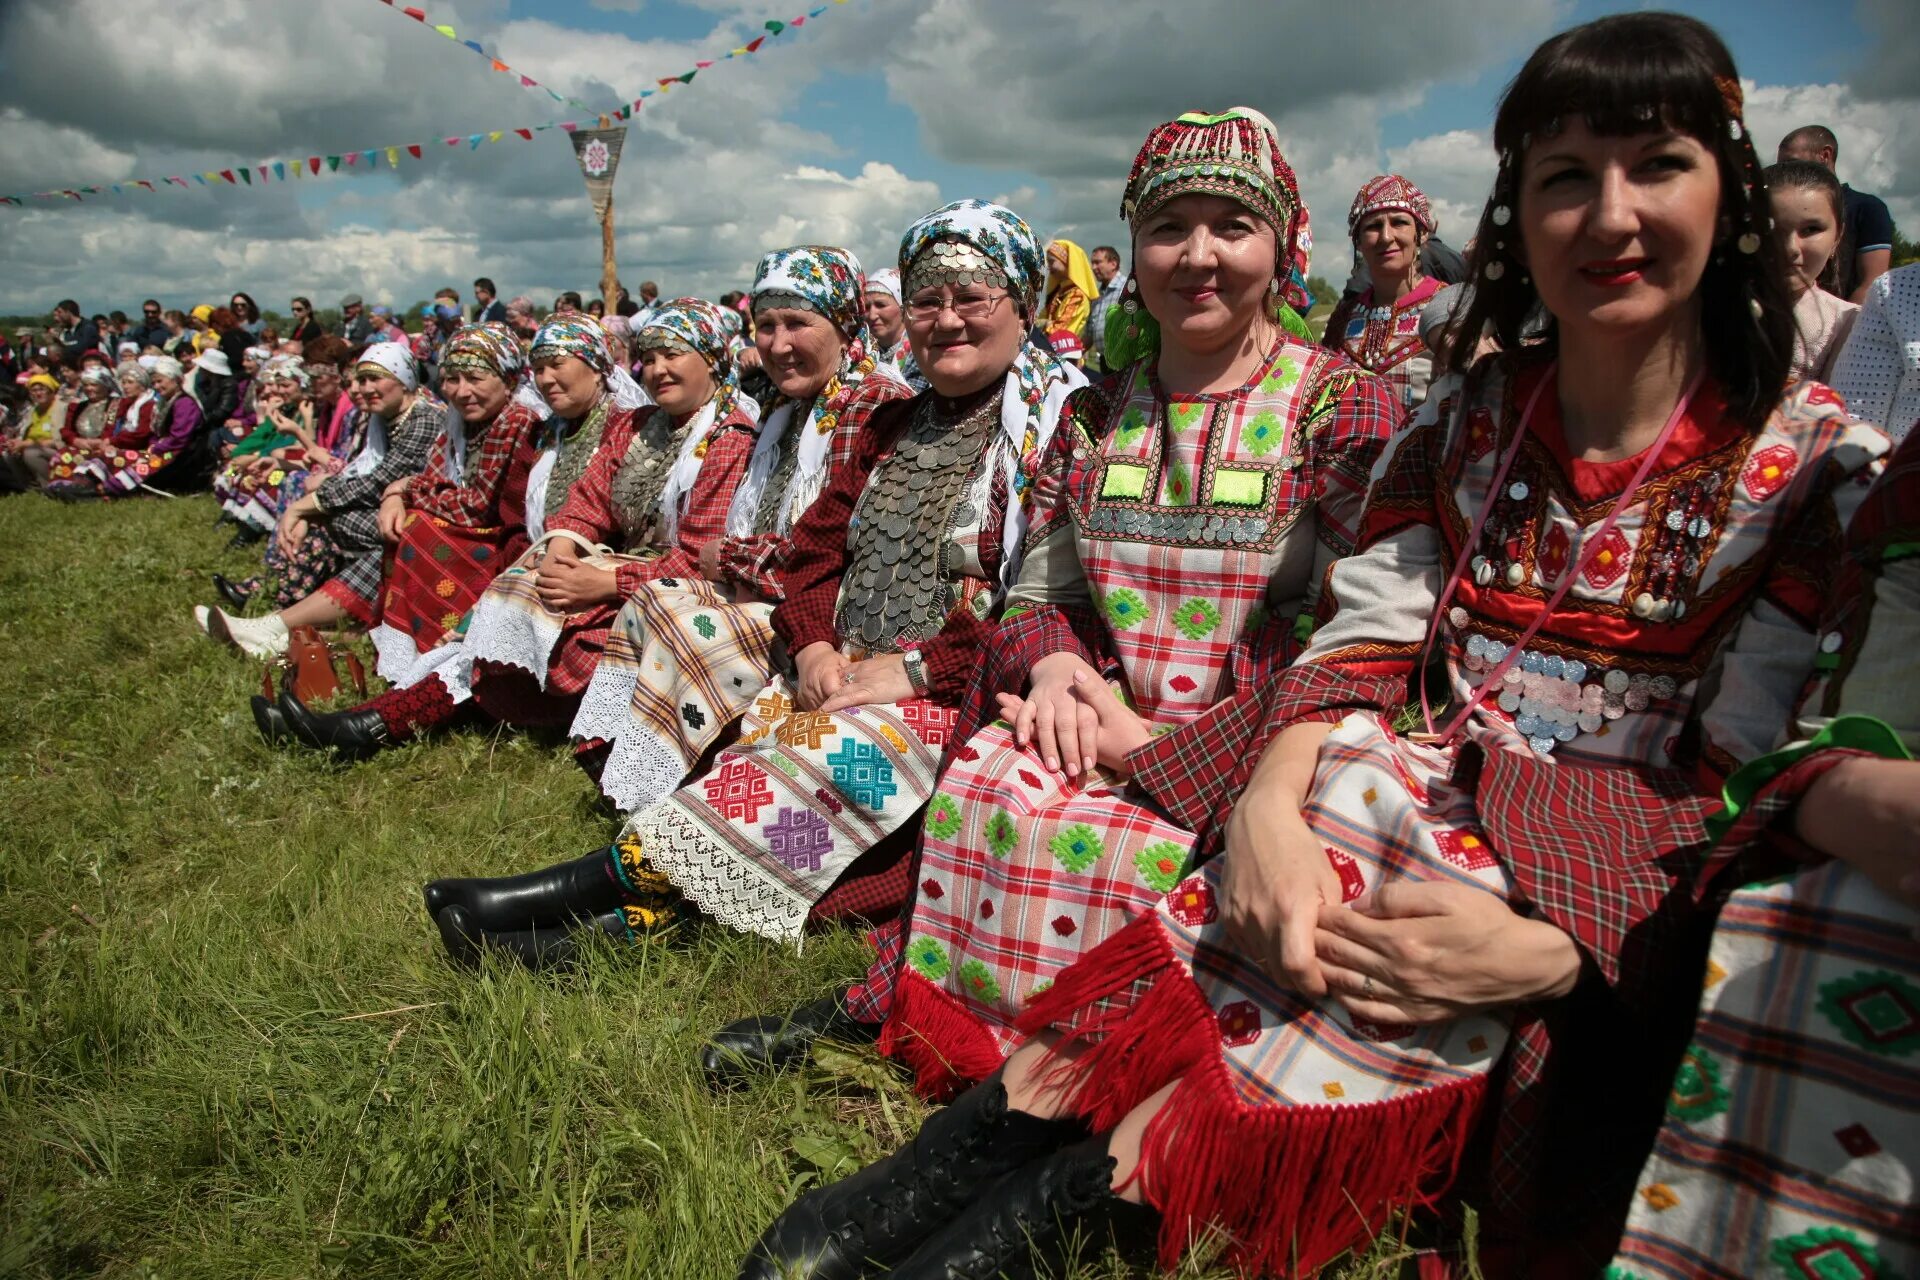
[3,13,1916,1279]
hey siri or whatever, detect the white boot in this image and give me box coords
[193,605,211,635]
[209,609,290,659]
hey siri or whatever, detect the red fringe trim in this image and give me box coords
[1015,912,1489,1278]
[877,969,1008,1101]
[318,577,378,625]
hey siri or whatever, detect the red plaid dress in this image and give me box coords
[368,400,543,682]
[994,362,1886,1278]
[464,401,759,726]
[1326,276,1443,418]
[874,342,1398,1089]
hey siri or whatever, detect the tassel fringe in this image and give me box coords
[1014,911,1489,1278]
[877,970,1008,1101]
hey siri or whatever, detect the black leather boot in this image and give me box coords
[434,903,630,970]
[278,690,391,760]
[422,848,628,933]
[700,988,878,1090]
[212,573,255,611]
[737,1081,1086,1280]
[251,694,291,745]
[888,1135,1159,1279]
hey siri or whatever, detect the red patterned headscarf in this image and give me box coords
[1347,174,1436,240]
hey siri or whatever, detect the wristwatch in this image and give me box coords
[901,647,930,696]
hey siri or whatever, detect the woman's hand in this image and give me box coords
[794,642,850,711]
[697,538,725,583]
[819,654,915,713]
[995,669,1151,780]
[275,501,311,557]
[533,539,619,613]
[1795,755,1920,911]
[1004,651,1107,778]
[1221,780,1345,995]
[377,494,409,544]
[1313,881,1583,1025]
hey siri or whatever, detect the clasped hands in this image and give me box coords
[533,538,621,614]
[995,651,1152,781]
[1221,783,1583,1025]
[794,642,915,713]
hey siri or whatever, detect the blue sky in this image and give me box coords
[0,0,1912,316]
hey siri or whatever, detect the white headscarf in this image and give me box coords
[864,268,903,306]
[354,342,419,390]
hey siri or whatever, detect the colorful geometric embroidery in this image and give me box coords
[924,792,963,841]
[1048,823,1105,874]
[1327,847,1366,901]
[1639,1183,1679,1212]
[1166,459,1194,504]
[898,700,955,747]
[1112,403,1149,449]
[1166,880,1219,928]
[1431,827,1498,871]
[1540,522,1571,584]
[957,958,1002,1004]
[1102,586,1150,630]
[1668,1044,1731,1122]
[764,806,833,872]
[984,809,1020,859]
[1259,354,1299,394]
[1816,970,1920,1055]
[1100,461,1149,500]
[754,689,793,724]
[693,613,718,639]
[1742,443,1799,503]
[1212,467,1266,506]
[826,739,898,812]
[1242,410,1285,457]
[908,936,951,981]
[1834,1123,1881,1158]
[1767,1226,1882,1280]
[1582,528,1633,590]
[703,758,774,824]
[1172,597,1222,640]
[1217,1000,1261,1046]
[1134,841,1188,892]
[777,712,839,750]
[1168,401,1206,433]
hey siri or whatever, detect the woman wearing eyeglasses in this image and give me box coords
[286,298,322,352]
[422,203,1085,968]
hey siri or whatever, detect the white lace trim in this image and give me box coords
[368,622,421,684]
[567,655,641,745]
[379,634,476,702]
[595,728,699,814]
[462,591,563,690]
[628,803,811,942]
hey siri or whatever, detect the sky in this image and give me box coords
[0,0,1915,319]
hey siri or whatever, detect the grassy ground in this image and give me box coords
[0,494,1417,1279]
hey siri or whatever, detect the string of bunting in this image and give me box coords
[374,0,601,116]
[0,0,847,208]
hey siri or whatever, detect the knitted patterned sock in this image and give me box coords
[608,831,686,936]
[368,675,461,741]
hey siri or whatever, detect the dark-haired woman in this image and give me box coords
[1325,174,1443,413]
[1768,159,1858,382]
[739,16,1887,1278]
[230,291,265,340]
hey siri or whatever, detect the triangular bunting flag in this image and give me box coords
[219,169,235,183]
[561,121,578,132]
[811,5,827,13]
[194,174,208,185]
[488,130,502,142]
[434,24,456,38]
[697,60,713,68]
[491,60,508,72]
[520,74,536,87]
[677,70,697,83]
[403,5,425,18]
[111,184,123,194]
[407,144,423,159]
[514,127,532,140]
[731,46,749,55]
[746,36,766,51]
[445,136,460,146]
[326,155,341,171]
[137,179,156,191]
[765,20,785,33]
[239,169,251,185]
[468,134,483,149]
[463,40,484,54]
[345,151,360,166]
[792,15,806,25]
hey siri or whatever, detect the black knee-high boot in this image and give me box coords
[738,1080,1087,1280]
[888,1135,1160,1279]
[422,848,629,932]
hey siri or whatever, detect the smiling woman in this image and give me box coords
[1325,173,1443,414]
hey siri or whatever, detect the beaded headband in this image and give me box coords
[903,240,1010,297]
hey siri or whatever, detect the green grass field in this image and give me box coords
[0,493,1417,1279]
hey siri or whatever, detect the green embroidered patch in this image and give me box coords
[693,614,717,640]
[1048,823,1105,874]
[1259,354,1300,394]
[1166,460,1194,504]
[1817,970,1920,1055]
[1242,410,1286,457]
[908,937,951,982]
[1172,597,1221,640]
[958,959,1002,1004]
[1667,1044,1730,1122]
[924,792,962,841]
[985,810,1020,859]
[1112,404,1150,449]
[1768,1226,1882,1280]
[767,754,801,779]
[1212,467,1266,507]
[1168,401,1207,432]
[1100,461,1149,500]
[1133,841,1188,892]
[1101,587,1150,630]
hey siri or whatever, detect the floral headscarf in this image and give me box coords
[898,198,1088,590]
[529,315,649,411]
[261,356,310,390]
[634,297,733,367]
[114,360,152,390]
[727,246,902,537]
[79,365,120,394]
[636,298,761,546]
[441,321,528,382]
[1347,174,1436,239]
[1107,107,1315,365]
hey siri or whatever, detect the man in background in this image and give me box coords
[338,294,372,346]
[127,299,171,351]
[50,300,98,364]
[1086,245,1125,371]
[1780,124,1894,302]
[505,296,540,344]
[474,278,506,324]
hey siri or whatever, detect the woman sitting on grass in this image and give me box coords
[46,355,202,500]
[211,359,324,547]
[736,15,1890,1279]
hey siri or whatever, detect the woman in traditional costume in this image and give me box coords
[269,304,752,758]
[35,365,121,488]
[0,373,68,491]
[737,18,1890,1279]
[210,358,321,544]
[48,355,202,499]
[198,343,444,657]
[1041,238,1097,341]
[1607,429,1919,1280]
[863,267,925,391]
[422,206,1078,969]
[1324,174,1445,415]
[565,250,911,813]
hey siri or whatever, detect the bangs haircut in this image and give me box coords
[1448,11,1794,430]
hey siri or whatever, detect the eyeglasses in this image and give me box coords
[905,289,1008,324]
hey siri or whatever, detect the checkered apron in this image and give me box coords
[367,511,518,683]
[887,350,1347,1072]
[569,578,777,812]
[623,684,958,940]
[1606,863,1919,1280]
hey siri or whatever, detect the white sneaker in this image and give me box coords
[208,609,290,659]
[193,605,211,635]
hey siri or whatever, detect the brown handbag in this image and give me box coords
[260,626,369,703]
